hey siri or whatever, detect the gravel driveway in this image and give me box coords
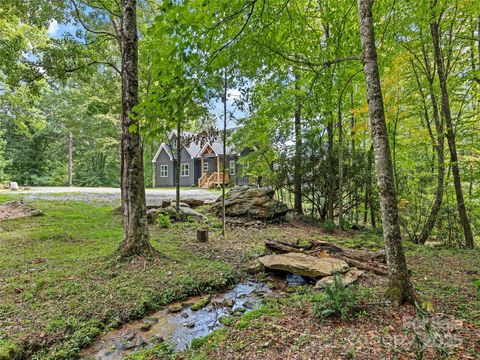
[4,187,220,205]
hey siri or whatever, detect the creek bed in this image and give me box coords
[81,281,271,359]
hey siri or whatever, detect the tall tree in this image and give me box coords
[293,72,303,215]
[116,0,155,258]
[410,53,445,245]
[222,68,228,236]
[67,131,73,186]
[430,3,474,249]
[357,0,415,304]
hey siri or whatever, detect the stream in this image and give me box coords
[81,281,272,359]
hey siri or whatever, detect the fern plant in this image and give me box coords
[155,213,171,228]
[312,275,367,320]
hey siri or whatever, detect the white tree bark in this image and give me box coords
[116,0,155,258]
[357,0,415,304]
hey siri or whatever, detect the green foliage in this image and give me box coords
[474,279,480,299]
[125,343,176,360]
[0,339,23,360]
[156,213,171,228]
[312,275,369,321]
[1,76,120,186]
[0,130,10,182]
[323,219,336,232]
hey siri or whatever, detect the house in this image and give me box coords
[152,130,250,188]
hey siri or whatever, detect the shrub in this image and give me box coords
[156,213,171,228]
[0,340,23,360]
[323,219,336,232]
[474,279,480,299]
[312,275,368,320]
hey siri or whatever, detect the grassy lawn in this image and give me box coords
[0,195,235,359]
[0,194,479,359]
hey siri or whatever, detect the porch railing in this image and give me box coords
[198,172,230,188]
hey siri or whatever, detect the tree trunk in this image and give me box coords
[327,118,334,221]
[175,119,181,220]
[350,88,359,225]
[337,107,344,228]
[364,144,373,226]
[478,16,480,71]
[222,68,227,236]
[116,0,155,258]
[293,73,303,214]
[411,59,445,245]
[430,18,474,249]
[357,0,415,305]
[67,131,73,187]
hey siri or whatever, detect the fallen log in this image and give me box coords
[264,239,388,276]
[264,240,306,253]
[330,254,387,276]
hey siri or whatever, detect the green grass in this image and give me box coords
[0,194,236,359]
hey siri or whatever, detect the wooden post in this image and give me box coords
[196,227,208,242]
[67,131,73,187]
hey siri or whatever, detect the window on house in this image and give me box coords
[229,160,235,175]
[181,163,189,177]
[203,162,209,173]
[160,165,168,177]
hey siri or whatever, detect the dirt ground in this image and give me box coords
[0,200,43,220]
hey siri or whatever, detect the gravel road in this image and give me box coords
[2,187,220,205]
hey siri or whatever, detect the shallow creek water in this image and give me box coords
[81,282,271,359]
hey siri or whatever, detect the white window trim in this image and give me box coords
[160,164,168,178]
[203,162,209,172]
[229,160,235,175]
[181,163,190,177]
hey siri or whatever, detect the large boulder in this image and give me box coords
[257,252,349,278]
[212,186,288,220]
[9,182,19,191]
[147,205,206,224]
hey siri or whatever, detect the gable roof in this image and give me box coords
[152,129,238,162]
[152,143,173,162]
[197,142,218,157]
[167,129,202,159]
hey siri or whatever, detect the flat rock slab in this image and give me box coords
[0,200,44,220]
[258,252,349,278]
[314,267,364,289]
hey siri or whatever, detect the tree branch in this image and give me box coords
[70,0,119,40]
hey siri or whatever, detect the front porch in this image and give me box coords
[198,149,231,188]
[198,171,230,188]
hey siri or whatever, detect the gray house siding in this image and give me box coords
[155,149,174,187]
[227,155,250,186]
[176,148,195,186]
[154,147,197,187]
